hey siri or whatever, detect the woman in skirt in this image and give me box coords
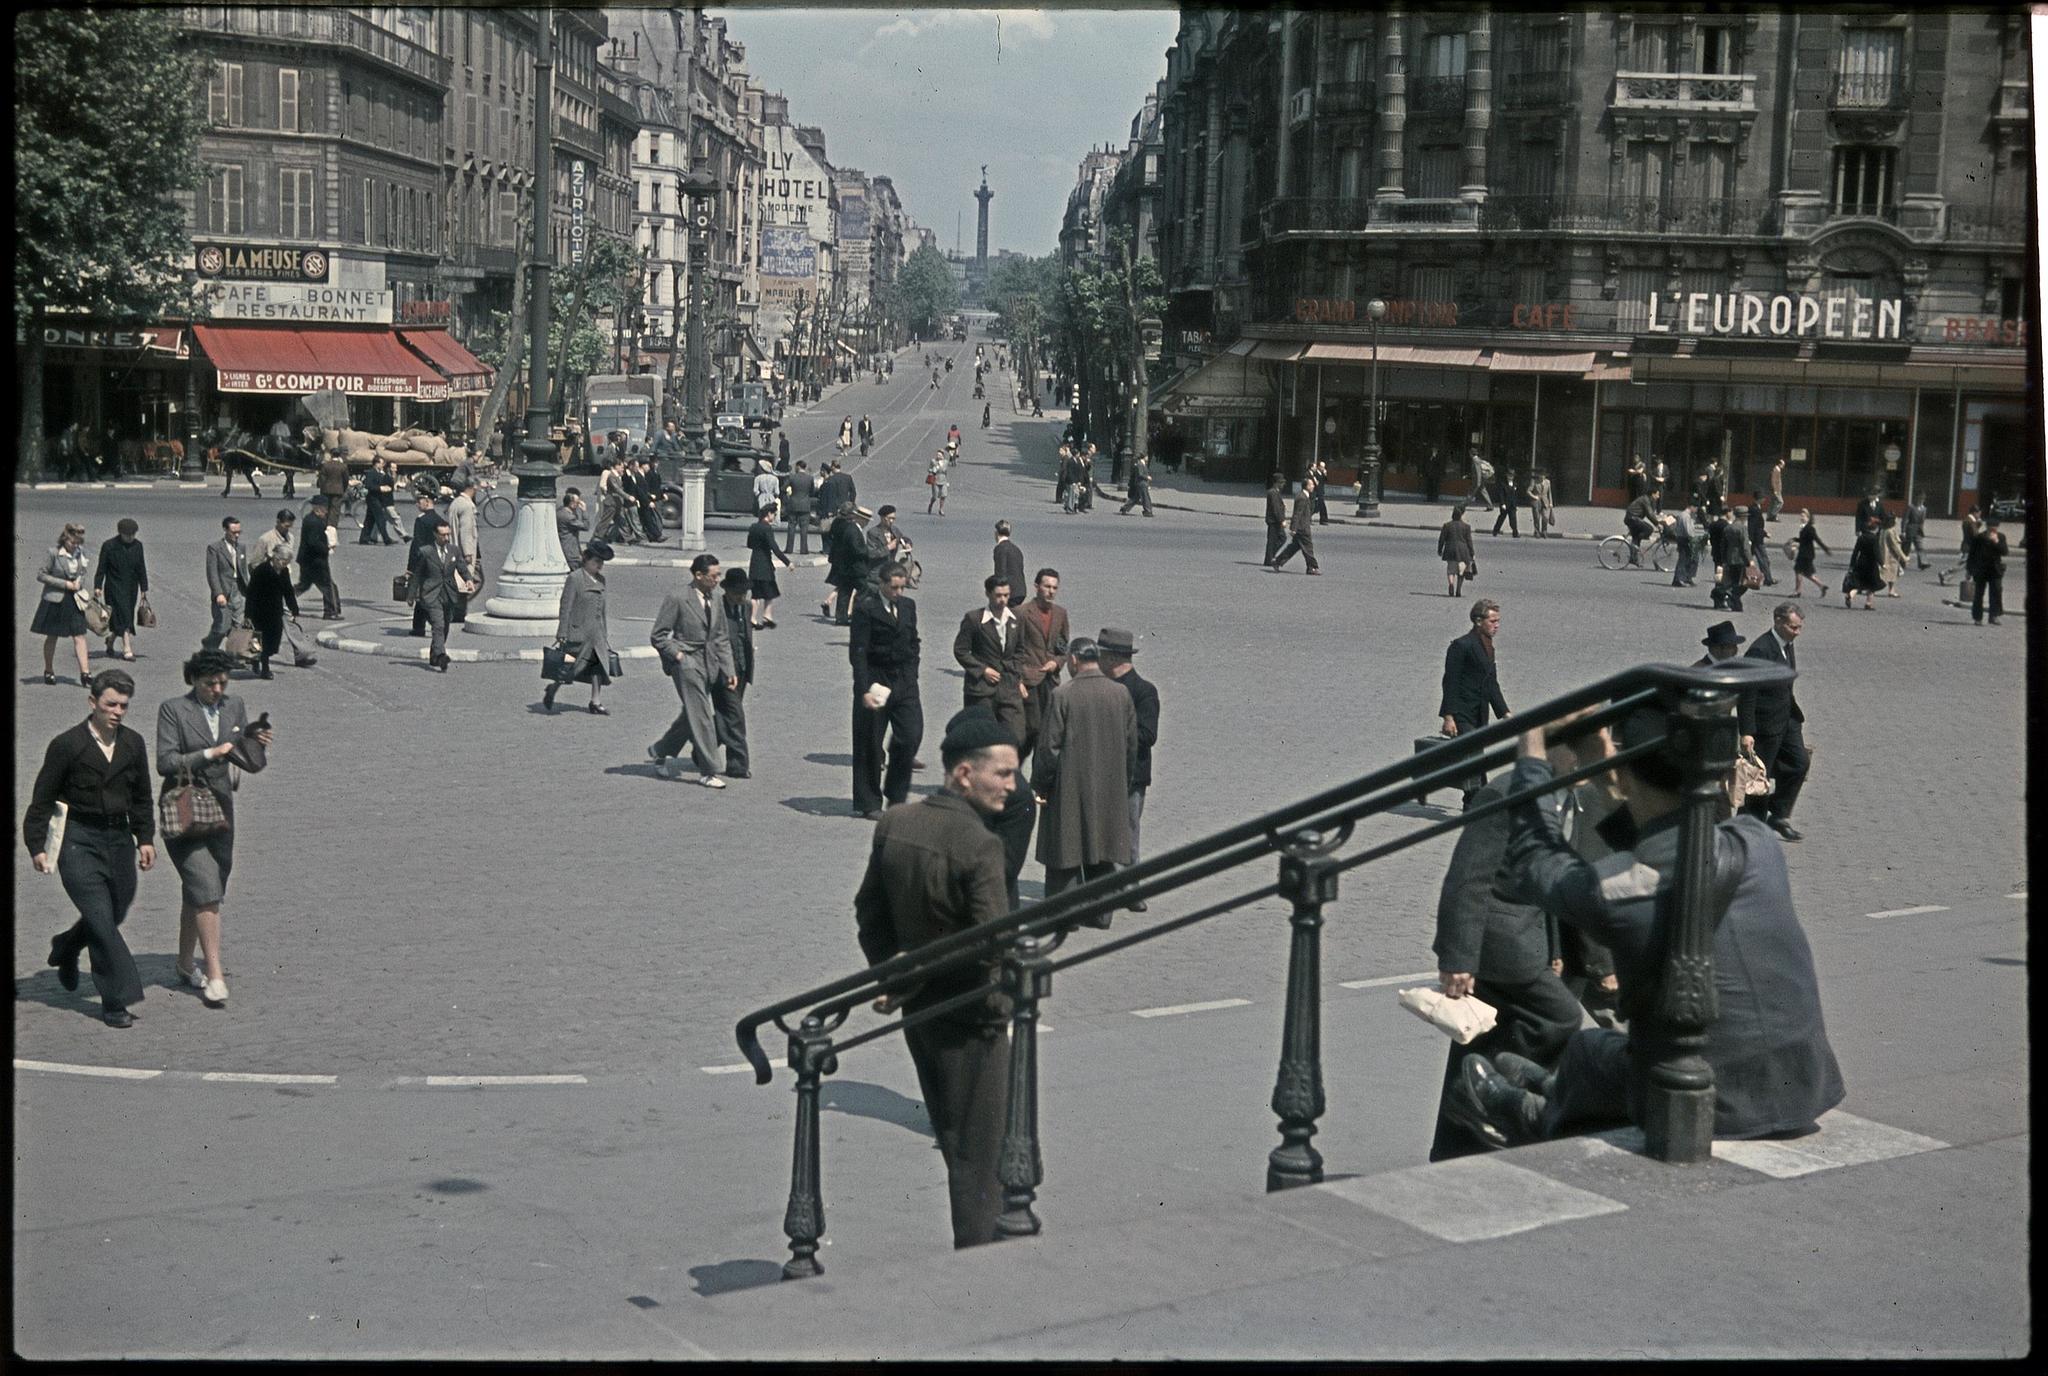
[1843,515,1884,610]
[32,522,94,686]
[1436,504,1476,597]
[93,517,149,662]
[747,503,793,628]
[545,540,615,714]
[1790,510,1831,598]
[1878,509,1909,597]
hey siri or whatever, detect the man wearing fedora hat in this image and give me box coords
[1695,620,1746,667]
[1035,636,1138,917]
[715,567,755,778]
[1098,627,1159,909]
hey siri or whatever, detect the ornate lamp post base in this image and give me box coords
[467,441,566,638]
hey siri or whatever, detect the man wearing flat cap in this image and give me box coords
[853,707,1020,1249]
[1695,619,1746,667]
[1035,636,1139,916]
[716,567,756,778]
[1097,628,1159,909]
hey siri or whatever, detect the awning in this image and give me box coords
[1297,342,1491,368]
[1249,340,1308,361]
[398,329,494,396]
[1628,351,2025,393]
[194,324,446,398]
[1488,350,1598,373]
[1153,345,1272,417]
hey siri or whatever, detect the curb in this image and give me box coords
[606,552,829,570]
[313,628,665,663]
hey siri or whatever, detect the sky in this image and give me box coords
[710,5,1181,258]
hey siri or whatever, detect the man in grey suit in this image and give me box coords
[201,516,249,652]
[447,475,482,623]
[407,517,472,672]
[649,553,738,789]
[556,488,590,569]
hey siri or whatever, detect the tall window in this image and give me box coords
[209,61,244,125]
[1680,142,1731,204]
[1522,22,1562,73]
[1696,26,1740,74]
[1833,146,1895,215]
[362,177,373,245]
[279,167,313,238]
[1838,28,1903,106]
[1341,36,1369,82]
[1623,139,1669,207]
[1615,266,1662,331]
[1407,264,1454,303]
[1513,264,1547,305]
[1424,31,1466,77]
[278,69,300,132]
[466,92,477,153]
[1511,141,1557,199]
[206,164,245,234]
[1630,21,1676,72]
[1414,144,1460,198]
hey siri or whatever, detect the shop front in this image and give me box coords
[1152,339,1276,481]
[192,322,447,436]
[397,326,495,440]
[23,321,198,474]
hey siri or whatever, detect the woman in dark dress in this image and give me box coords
[25,667,157,1027]
[1790,509,1832,599]
[747,502,793,628]
[1844,516,1883,610]
[93,518,150,662]
[32,522,94,686]
[822,503,868,625]
[243,544,300,679]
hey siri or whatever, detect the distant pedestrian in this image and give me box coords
[1878,509,1908,597]
[1263,473,1289,566]
[1437,504,1476,596]
[633,457,666,543]
[1118,453,1155,517]
[981,402,991,430]
[1747,497,1775,586]
[244,544,315,679]
[557,487,590,568]
[748,503,792,627]
[927,450,951,515]
[157,647,272,1010]
[782,461,818,555]
[1526,470,1555,537]
[317,449,349,514]
[838,415,854,456]
[1308,457,1331,525]
[1899,492,1930,570]
[1768,457,1786,521]
[1490,468,1522,537]
[26,667,157,1028]
[1789,509,1832,598]
[201,516,250,656]
[1709,506,1753,612]
[859,414,874,457]
[650,554,738,787]
[406,491,439,637]
[1422,446,1444,504]
[1967,514,2009,625]
[1034,636,1137,915]
[1468,447,1495,509]
[544,540,615,714]
[992,519,1027,607]
[716,568,756,778]
[823,503,869,625]
[1843,516,1883,610]
[1937,505,1982,587]
[297,497,341,619]
[1099,627,1158,908]
[752,457,780,516]
[1439,599,1510,806]
[850,562,924,820]
[94,518,149,662]
[778,431,792,470]
[33,522,94,686]
[1270,476,1322,574]
[408,518,473,672]
[359,458,400,545]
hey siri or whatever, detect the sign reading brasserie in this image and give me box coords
[204,283,394,324]
[194,243,330,283]
[1644,291,1904,340]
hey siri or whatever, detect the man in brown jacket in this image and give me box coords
[1015,567,1069,762]
[1034,637,1138,915]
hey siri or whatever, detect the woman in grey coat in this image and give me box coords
[545,540,616,714]
[1437,505,1477,597]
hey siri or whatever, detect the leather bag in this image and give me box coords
[159,765,229,841]
[77,591,111,635]
[542,642,578,683]
[392,571,413,603]
[222,621,257,659]
[1742,562,1763,590]
[136,594,157,629]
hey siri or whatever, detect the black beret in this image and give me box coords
[942,705,1018,756]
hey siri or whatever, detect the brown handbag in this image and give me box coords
[1742,562,1763,590]
[159,765,229,841]
[136,594,157,628]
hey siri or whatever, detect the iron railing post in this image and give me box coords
[1642,683,1736,1163]
[996,934,1052,1237]
[781,1017,838,1279]
[1268,838,1340,1190]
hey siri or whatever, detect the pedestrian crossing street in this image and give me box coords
[1321,1110,1948,1244]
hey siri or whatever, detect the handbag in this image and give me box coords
[606,649,624,679]
[136,594,157,629]
[392,570,413,603]
[542,642,578,683]
[925,471,937,485]
[159,765,229,841]
[222,621,257,658]
[77,591,111,635]
[1742,562,1763,590]
[1463,561,1478,580]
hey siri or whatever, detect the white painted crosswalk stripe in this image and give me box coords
[1711,1111,1948,1179]
[1324,1155,1627,1243]
[1130,997,1252,1019]
[15,1058,162,1080]
[1866,904,1949,920]
[200,1071,338,1085]
[1339,970,1438,990]
[392,1074,588,1087]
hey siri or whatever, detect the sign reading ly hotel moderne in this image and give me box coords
[1644,290,1905,340]
[204,283,395,324]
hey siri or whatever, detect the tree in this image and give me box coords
[546,234,636,419]
[473,207,532,455]
[986,252,1060,400]
[891,242,960,338]
[16,8,203,480]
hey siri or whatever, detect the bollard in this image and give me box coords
[780,1017,837,1279]
[1267,834,1341,1190]
[995,935,1051,1238]
[1642,683,1736,1163]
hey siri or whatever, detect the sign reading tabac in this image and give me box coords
[194,243,330,282]
[1644,290,1904,340]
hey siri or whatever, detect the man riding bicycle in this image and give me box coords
[1623,491,1659,551]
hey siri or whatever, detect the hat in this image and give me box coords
[1701,620,1746,649]
[721,567,751,590]
[853,504,874,520]
[941,705,1019,756]
[757,456,772,469]
[581,540,615,563]
[1098,627,1138,655]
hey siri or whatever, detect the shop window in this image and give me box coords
[1832,146,1895,217]
[279,168,313,239]
[279,69,300,133]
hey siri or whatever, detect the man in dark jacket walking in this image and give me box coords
[1269,476,1322,574]
[782,461,818,554]
[1746,496,1775,586]
[1739,601,1809,842]
[1490,468,1522,537]
[296,497,341,618]
[849,563,923,819]
[991,520,1027,607]
[1439,599,1511,806]
[1262,473,1289,566]
[1100,627,1159,911]
[715,567,756,778]
[1967,514,2009,625]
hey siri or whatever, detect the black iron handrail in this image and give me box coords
[735,660,1790,1277]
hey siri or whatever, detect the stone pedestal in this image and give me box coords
[678,463,708,553]
[469,495,567,635]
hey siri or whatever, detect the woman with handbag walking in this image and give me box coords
[33,522,96,687]
[244,544,312,679]
[25,667,157,1028]
[926,450,951,515]
[747,503,792,628]
[1437,504,1477,597]
[544,540,616,714]
[93,518,150,662]
[1790,510,1832,598]
[157,647,272,1009]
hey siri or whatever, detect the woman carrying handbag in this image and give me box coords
[156,648,272,1009]
[94,517,150,661]
[545,540,616,714]
[32,522,94,686]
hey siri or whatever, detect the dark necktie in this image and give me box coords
[1785,640,1796,674]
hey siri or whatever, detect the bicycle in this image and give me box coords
[1597,525,1675,571]
[478,476,516,529]
[301,476,367,530]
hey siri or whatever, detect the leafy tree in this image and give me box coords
[890,242,960,338]
[16,8,203,479]
[547,233,638,418]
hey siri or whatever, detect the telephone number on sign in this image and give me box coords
[215,371,416,395]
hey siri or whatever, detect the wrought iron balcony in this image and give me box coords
[1372,196,1477,226]
[1611,70,1756,113]
[1827,200,1903,226]
[1261,197,1481,234]
[1831,71,1905,109]
[1479,194,1779,237]
[1318,81,1373,117]
[183,6,451,87]
[1501,70,1567,108]
[1410,74,1467,114]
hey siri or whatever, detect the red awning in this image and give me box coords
[193,324,446,398]
[399,328,494,396]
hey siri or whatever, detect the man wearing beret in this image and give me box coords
[1035,636,1138,918]
[853,708,1020,1248]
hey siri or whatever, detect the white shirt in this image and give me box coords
[201,700,223,743]
[979,606,1015,635]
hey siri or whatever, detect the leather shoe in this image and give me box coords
[1446,1056,1544,1149]
[1127,898,1149,913]
[103,1009,135,1029]
[48,938,79,992]
[1489,1051,1557,1099]
[1769,818,1804,842]
[860,809,882,820]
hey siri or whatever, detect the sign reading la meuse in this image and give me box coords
[194,243,330,282]
[1644,291,1904,340]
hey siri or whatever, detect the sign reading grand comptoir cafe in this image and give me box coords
[1643,290,1905,340]
[194,242,330,283]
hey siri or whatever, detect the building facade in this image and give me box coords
[757,100,841,388]
[1152,8,2032,514]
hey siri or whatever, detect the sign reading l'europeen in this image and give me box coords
[194,243,330,282]
[1644,291,1904,340]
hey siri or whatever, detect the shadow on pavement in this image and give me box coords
[803,752,854,769]
[1387,802,1461,822]
[687,1259,785,1298]
[781,796,865,819]
[821,1079,934,1139]
[602,763,672,783]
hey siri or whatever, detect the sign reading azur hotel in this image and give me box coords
[1645,290,1905,340]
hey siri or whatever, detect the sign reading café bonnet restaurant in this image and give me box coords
[1643,290,1905,340]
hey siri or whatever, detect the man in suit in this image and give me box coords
[1448,708,1845,1150]
[1746,496,1775,586]
[714,567,755,779]
[407,517,473,672]
[557,488,589,569]
[447,475,482,623]
[253,508,297,565]
[1710,504,1753,612]
[862,505,903,593]
[814,462,848,531]
[406,491,439,635]
[358,457,399,545]
[1099,627,1158,910]
[649,553,739,789]
[1016,567,1070,763]
[1738,602,1808,842]
[634,457,666,544]
[782,461,818,555]
[849,562,923,819]
[297,496,342,618]
[1269,476,1322,573]
[1694,619,1745,667]
[1035,637,1138,917]
[1263,473,1290,566]
[991,520,1026,607]
[1489,468,1522,537]
[1439,598,1511,807]
[201,516,249,652]
[852,708,1019,1249]
[953,575,1028,739]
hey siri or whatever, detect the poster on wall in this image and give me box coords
[761,226,816,280]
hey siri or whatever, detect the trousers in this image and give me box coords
[1127,787,1147,866]
[297,561,341,617]
[654,655,723,776]
[421,598,451,663]
[1491,504,1520,536]
[1744,719,1808,822]
[1264,521,1286,565]
[1752,540,1774,585]
[1972,573,2005,622]
[903,1019,1013,1249]
[987,769,1037,912]
[1429,970,1582,1161]
[852,689,923,812]
[713,679,749,775]
[783,512,815,555]
[53,821,144,1012]
[202,598,243,651]
[1272,529,1319,571]
[1539,1027,1637,1138]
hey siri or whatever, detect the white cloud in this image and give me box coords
[862,9,1057,55]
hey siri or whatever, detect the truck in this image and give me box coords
[583,374,661,449]
[718,381,782,431]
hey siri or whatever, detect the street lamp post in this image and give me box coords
[1354,298,1387,519]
